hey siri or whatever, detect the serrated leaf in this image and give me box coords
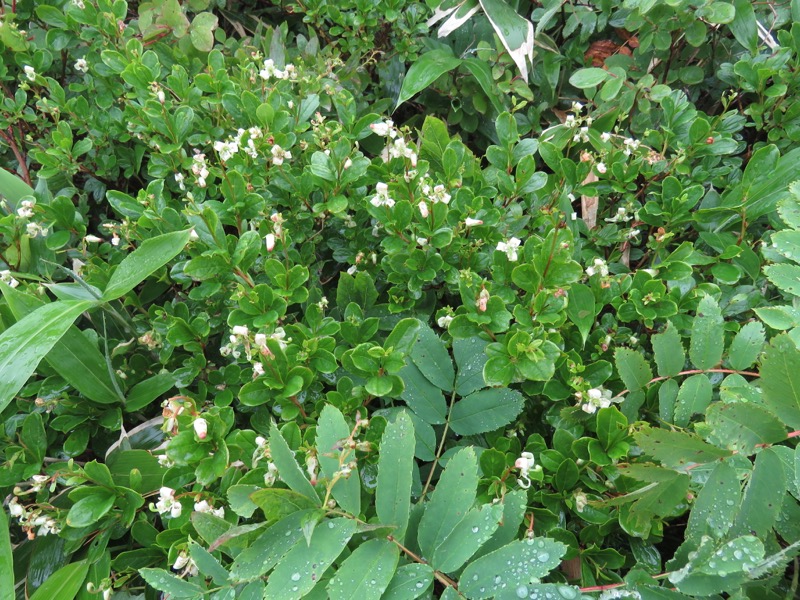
[494,584,584,600]
[687,461,740,543]
[316,405,360,515]
[652,322,684,377]
[396,49,462,108]
[263,518,356,599]
[103,230,191,300]
[188,539,229,585]
[760,334,800,429]
[459,538,567,599]
[383,563,433,600]
[673,374,712,428]
[398,362,447,424]
[449,388,524,436]
[229,510,310,581]
[615,348,653,392]
[705,402,786,454]
[327,539,399,600]
[269,424,320,502]
[453,336,489,396]
[417,447,478,558]
[765,263,800,296]
[431,503,503,572]
[690,295,724,369]
[139,568,204,598]
[410,323,455,391]
[727,321,765,370]
[376,412,415,540]
[731,448,785,538]
[635,428,730,470]
[0,298,95,414]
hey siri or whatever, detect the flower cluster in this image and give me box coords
[370,182,395,208]
[496,237,522,262]
[271,144,292,166]
[194,498,224,518]
[515,452,538,489]
[265,212,284,252]
[17,198,35,219]
[191,152,210,188]
[0,269,19,288]
[259,58,296,81]
[585,257,609,277]
[8,497,61,538]
[151,487,182,518]
[575,386,616,414]
[370,119,418,166]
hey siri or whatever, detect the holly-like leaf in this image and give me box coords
[615,348,653,392]
[652,321,685,377]
[760,334,800,429]
[689,295,724,369]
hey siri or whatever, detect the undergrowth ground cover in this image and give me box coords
[2,0,800,598]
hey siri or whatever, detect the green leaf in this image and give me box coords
[189,11,218,52]
[0,507,13,600]
[731,448,785,538]
[249,488,318,522]
[634,427,730,470]
[727,321,765,370]
[103,230,192,301]
[652,321,684,377]
[596,407,628,452]
[188,539,229,585]
[459,538,567,599]
[761,334,800,429]
[699,1,736,24]
[229,510,311,582]
[316,405,360,515]
[29,560,90,600]
[0,167,34,203]
[731,0,758,52]
[689,295,724,369]
[410,323,455,391]
[327,539,399,600]
[269,424,320,502]
[417,447,479,558]
[377,412,415,540]
[126,372,176,411]
[478,0,534,80]
[431,503,503,572]
[569,67,610,89]
[453,336,489,396]
[139,568,204,598]
[398,362,447,424]
[686,461,740,543]
[383,563,433,600]
[766,264,800,297]
[0,298,95,414]
[566,283,595,345]
[3,284,123,404]
[462,58,505,114]
[385,318,421,355]
[705,402,787,454]
[614,348,653,392]
[396,49,461,108]
[673,374,713,427]
[449,388,524,436]
[66,490,116,528]
[263,518,356,599]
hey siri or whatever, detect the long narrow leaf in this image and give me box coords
[0,167,34,203]
[0,507,13,600]
[478,0,534,80]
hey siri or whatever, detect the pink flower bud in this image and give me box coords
[265,233,276,251]
[193,418,208,440]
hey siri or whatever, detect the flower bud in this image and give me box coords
[193,417,208,440]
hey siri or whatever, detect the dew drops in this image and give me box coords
[734,549,743,560]
[537,552,550,562]
[472,575,479,581]
[725,499,735,506]
[415,582,424,589]
[472,526,480,533]
[291,586,298,592]
[291,573,301,582]
[327,522,335,528]
[558,585,578,599]
[494,575,503,584]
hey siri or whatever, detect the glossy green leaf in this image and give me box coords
[614,348,653,392]
[635,427,730,470]
[760,334,800,429]
[0,167,34,203]
[765,263,800,297]
[382,563,433,600]
[0,507,13,600]
[569,67,609,89]
[705,402,787,454]
[139,568,204,598]
[327,539,399,600]
[410,323,454,391]
[396,49,461,108]
[188,539,229,585]
[316,405,360,515]
[690,295,724,369]
[449,388,524,435]
[269,424,320,502]
[459,538,567,599]
[0,298,95,414]
[731,448,785,538]
[377,412,415,540]
[263,518,356,599]
[103,230,192,301]
[462,58,505,114]
[673,374,712,427]
[597,407,628,452]
[566,283,595,345]
[189,11,218,52]
[727,321,765,370]
[2,286,123,404]
[249,488,318,522]
[431,503,502,572]
[66,490,116,528]
[652,321,684,377]
[417,447,478,558]
[29,560,89,600]
[687,461,740,543]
